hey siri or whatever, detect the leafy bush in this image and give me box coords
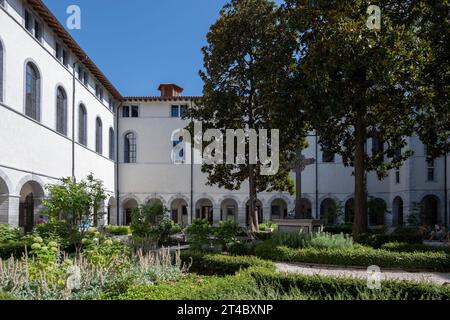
[186,219,212,251]
[105,225,131,236]
[270,232,353,250]
[228,241,257,256]
[33,220,78,250]
[131,202,179,247]
[254,241,450,272]
[323,224,353,235]
[259,221,277,231]
[355,230,423,249]
[214,220,242,250]
[180,250,274,276]
[0,225,23,243]
[82,229,130,267]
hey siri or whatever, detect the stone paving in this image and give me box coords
[275,262,450,285]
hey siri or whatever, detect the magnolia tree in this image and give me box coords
[42,174,107,253]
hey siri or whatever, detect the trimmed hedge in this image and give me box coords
[180,250,275,276]
[254,241,450,272]
[381,242,450,254]
[355,232,423,249]
[247,267,450,300]
[105,225,132,236]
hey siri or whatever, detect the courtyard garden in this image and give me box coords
[0,175,449,301]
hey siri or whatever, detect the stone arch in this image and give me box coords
[392,196,404,227]
[17,177,45,233]
[268,196,290,220]
[167,193,190,209]
[368,197,387,226]
[420,194,440,226]
[220,197,239,222]
[143,194,167,207]
[195,197,215,225]
[320,198,338,225]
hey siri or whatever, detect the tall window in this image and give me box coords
[78,104,87,146]
[124,132,136,163]
[122,106,138,118]
[56,87,67,135]
[109,128,115,160]
[372,137,384,154]
[322,150,335,163]
[0,41,3,103]
[25,62,40,121]
[427,158,435,182]
[96,117,103,154]
[24,10,42,41]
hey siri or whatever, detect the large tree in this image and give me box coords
[186,0,306,232]
[284,0,427,235]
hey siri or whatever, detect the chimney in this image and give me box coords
[158,84,184,97]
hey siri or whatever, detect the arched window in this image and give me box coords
[95,117,103,154]
[109,127,115,160]
[78,104,87,146]
[56,86,67,135]
[25,62,40,121]
[124,132,136,163]
[0,41,3,102]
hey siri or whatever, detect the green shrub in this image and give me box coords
[180,251,274,276]
[0,291,17,300]
[270,232,353,250]
[255,232,273,241]
[323,224,353,235]
[228,241,256,256]
[254,241,450,272]
[214,220,242,250]
[186,219,212,251]
[105,225,131,236]
[355,231,423,249]
[0,225,23,243]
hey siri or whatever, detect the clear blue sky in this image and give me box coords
[43,0,230,96]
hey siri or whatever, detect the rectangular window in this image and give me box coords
[62,50,68,66]
[77,66,83,81]
[34,20,42,40]
[56,42,62,60]
[226,206,235,216]
[395,168,400,184]
[427,158,435,181]
[322,151,335,163]
[372,137,384,154]
[83,72,89,86]
[122,106,130,118]
[171,105,180,118]
[25,10,32,32]
[180,105,188,118]
[131,106,139,118]
[108,97,113,111]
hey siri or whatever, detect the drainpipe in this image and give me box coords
[315,133,319,219]
[445,153,448,225]
[116,102,121,226]
[71,61,76,182]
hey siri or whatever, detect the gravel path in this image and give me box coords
[275,263,450,285]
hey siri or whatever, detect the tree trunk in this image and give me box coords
[248,164,260,233]
[353,116,368,236]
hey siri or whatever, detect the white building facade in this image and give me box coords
[0,0,448,231]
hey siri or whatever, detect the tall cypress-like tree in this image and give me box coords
[284,0,427,235]
[186,0,306,232]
